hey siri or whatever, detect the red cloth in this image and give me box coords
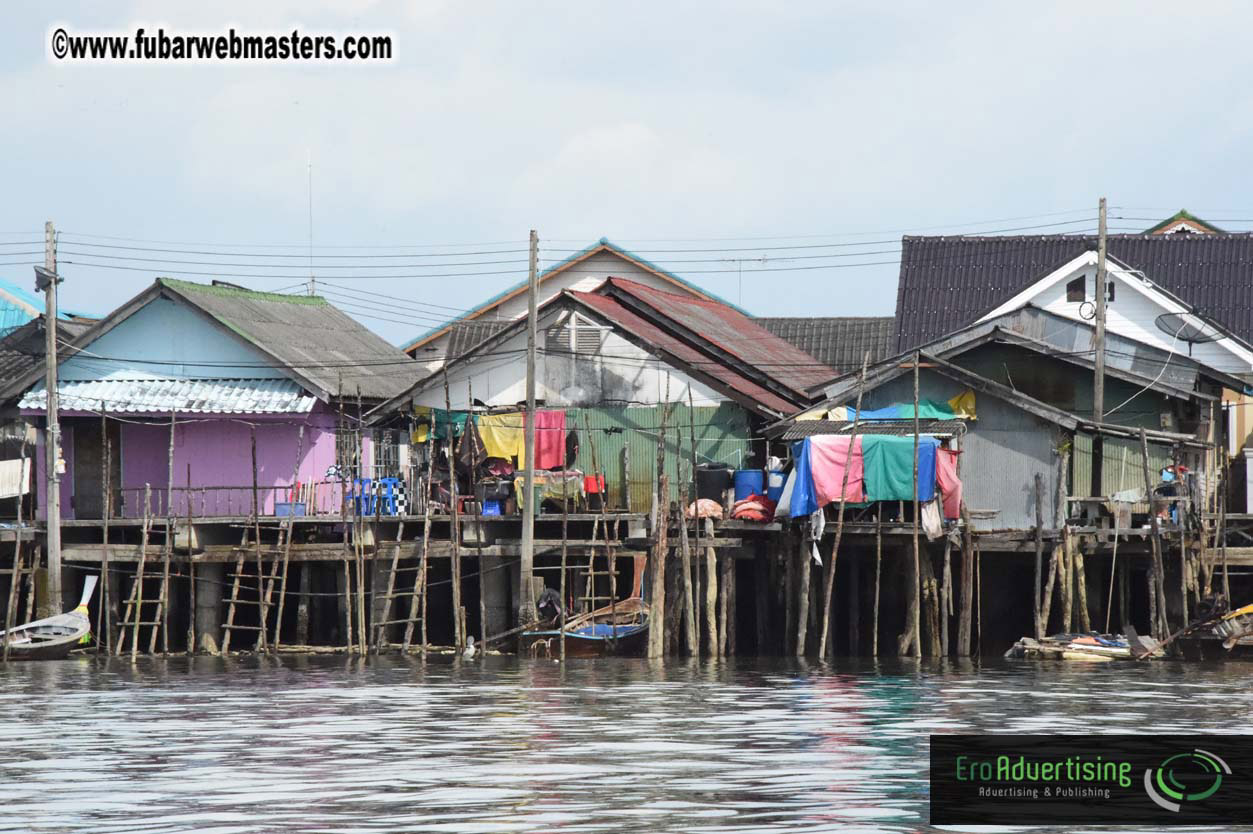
[808,435,864,504]
[534,410,567,469]
[731,493,777,522]
[937,448,963,520]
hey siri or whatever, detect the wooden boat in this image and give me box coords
[522,597,650,658]
[521,555,649,657]
[1,576,97,660]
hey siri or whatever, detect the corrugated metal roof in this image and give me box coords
[573,292,799,414]
[446,319,511,361]
[602,278,835,395]
[159,279,416,401]
[756,317,895,375]
[895,233,1253,352]
[781,418,966,440]
[0,317,91,392]
[19,377,315,414]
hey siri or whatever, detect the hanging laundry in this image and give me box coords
[947,389,976,419]
[920,498,944,540]
[534,410,567,470]
[456,415,487,470]
[413,406,470,444]
[861,435,938,502]
[807,435,865,505]
[477,412,525,464]
[789,440,819,518]
[838,390,976,422]
[936,447,963,520]
[809,509,826,565]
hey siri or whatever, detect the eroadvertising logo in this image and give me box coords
[930,735,1253,825]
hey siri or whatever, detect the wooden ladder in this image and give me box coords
[2,543,35,661]
[114,488,170,658]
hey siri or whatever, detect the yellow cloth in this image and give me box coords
[478,412,526,465]
[947,389,977,420]
[794,406,829,422]
[412,406,432,444]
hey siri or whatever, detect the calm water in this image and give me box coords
[1,655,1249,833]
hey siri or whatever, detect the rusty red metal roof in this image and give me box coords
[570,290,800,415]
[598,278,835,396]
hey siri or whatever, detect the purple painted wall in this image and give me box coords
[35,402,349,519]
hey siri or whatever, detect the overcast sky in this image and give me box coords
[4,2,1252,345]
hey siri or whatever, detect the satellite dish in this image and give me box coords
[1155,312,1225,344]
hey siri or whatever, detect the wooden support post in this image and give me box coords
[717,553,731,657]
[162,412,175,654]
[794,534,810,657]
[1040,543,1061,637]
[355,388,368,655]
[1140,428,1169,637]
[872,514,883,657]
[818,352,869,658]
[273,425,304,651]
[754,542,768,655]
[1033,472,1044,639]
[957,503,974,656]
[647,474,669,659]
[444,372,462,652]
[1060,529,1073,633]
[908,351,922,657]
[250,427,267,652]
[1073,535,1091,633]
[921,548,942,658]
[705,517,718,655]
[185,463,194,654]
[783,532,794,654]
[678,485,697,655]
[559,468,568,661]
[131,485,151,661]
[939,539,950,657]
[848,553,860,656]
[1105,507,1120,634]
[404,425,436,655]
[98,412,110,653]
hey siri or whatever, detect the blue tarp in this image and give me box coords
[789,439,820,517]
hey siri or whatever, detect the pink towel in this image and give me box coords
[937,448,963,519]
[534,410,567,470]
[808,435,864,504]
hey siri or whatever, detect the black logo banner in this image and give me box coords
[931,734,1253,825]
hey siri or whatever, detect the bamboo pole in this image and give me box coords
[3,435,25,663]
[162,413,175,654]
[685,389,699,655]
[404,423,436,654]
[717,553,730,657]
[940,539,951,656]
[355,388,367,655]
[1073,535,1091,633]
[469,381,486,653]
[250,427,267,652]
[444,371,462,651]
[98,407,109,653]
[900,352,922,657]
[705,517,718,656]
[186,462,195,654]
[1105,508,1120,633]
[273,425,304,650]
[560,464,568,661]
[584,413,618,648]
[818,352,869,658]
[1060,530,1073,633]
[131,484,151,661]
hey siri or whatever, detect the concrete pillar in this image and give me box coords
[195,563,224,655]
[480,554,510,638]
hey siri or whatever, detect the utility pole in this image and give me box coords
[519,229,538,625]
[1094,197,1108,421]
[39,221,63,614]
[307,154,316,297]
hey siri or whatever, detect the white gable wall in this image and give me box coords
[978,253,1253,375]
[411,306,725,409]
[413,250,707,373]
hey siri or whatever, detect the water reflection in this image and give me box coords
[0,656,1241,833]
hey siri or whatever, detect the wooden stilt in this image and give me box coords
[678,486,697,655]
[273,426,304,651]
[162,413,175,654]
[940,539,951,657]
[872,514,882,657]
[1060,530,1073,633]
[975,544,982,655]
[647,475,669,658]
[795,535,810,657]
[1139,428,1169,637]
[920,549,941,657]
[1073,536,1091,633]
[403,426,436,655]
[250,428,268,653]
[957,503,974,656]
[97,412,109,653]
[444,372,462,651]
[906,351,922,657]
[1032,472,1044,639]
[705,517,718,656]
[185,463,195,655]
[848,554,860,656]
[783,532,794,654]
[754,543,768,655]
[717,554,730,657]
[1105,511,1120,634]
[817,352,870,658]
[355,389,368,655]
[1040,543,1061,636]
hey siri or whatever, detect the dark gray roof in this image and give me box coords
[158,280,416,401]
[0,317,92,392]
[756,317,894,375]
[895,234,1253,352]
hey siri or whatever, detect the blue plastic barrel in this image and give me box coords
[733,469,765,502]
[765,470,785,502]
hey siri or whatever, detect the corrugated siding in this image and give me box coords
[566,404,753,510]
[20,378,316,414]
[1072,431,1174,509]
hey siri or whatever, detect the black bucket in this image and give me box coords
[695,464,732,502]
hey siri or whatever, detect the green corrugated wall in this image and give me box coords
[565,404,755,510]
[1072,431,1174,507]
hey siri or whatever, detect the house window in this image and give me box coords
[1066,276,1085,303]
[1106,281,1115,303]
[373,429,401,475]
